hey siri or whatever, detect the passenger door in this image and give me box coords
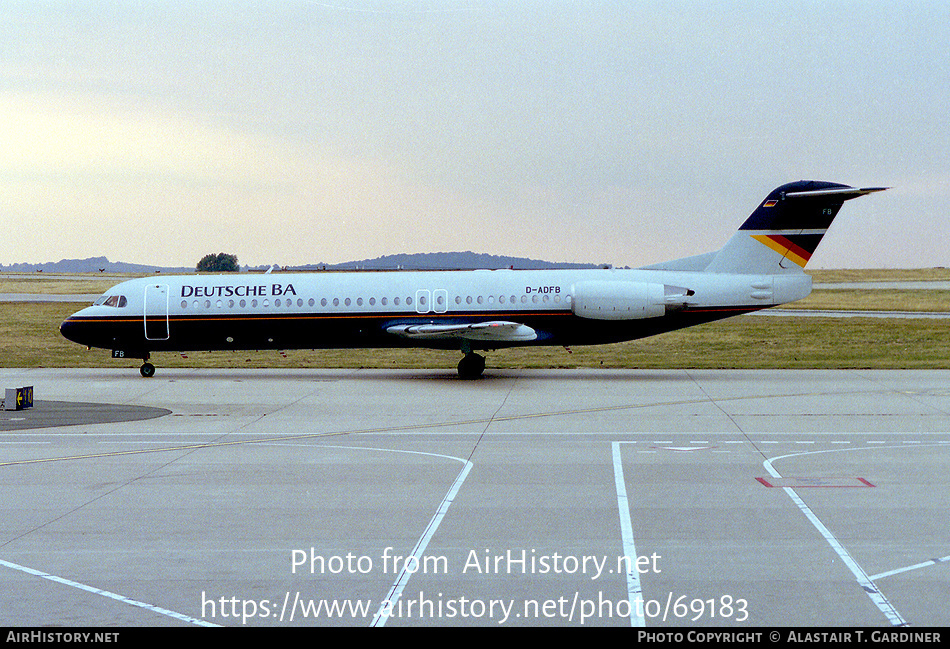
[144,284,170,341]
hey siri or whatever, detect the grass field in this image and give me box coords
[4,301,947,372]
[786,289,950,313]
[807,268,950,283]
[2,268,947,370]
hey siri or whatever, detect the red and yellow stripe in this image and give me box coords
[750,234,813,267]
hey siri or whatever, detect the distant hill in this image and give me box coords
[256,251,603,272]
[0,256,191,274]
[1,252,606,275]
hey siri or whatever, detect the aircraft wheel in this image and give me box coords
[140,362,156,378]
[457,353,485,380]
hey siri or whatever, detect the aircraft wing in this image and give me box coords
[386,321,537,342]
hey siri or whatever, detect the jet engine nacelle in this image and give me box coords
[571,281,667,320]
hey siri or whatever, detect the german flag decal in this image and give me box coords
[751,233,816,267]
[762,199,778,208]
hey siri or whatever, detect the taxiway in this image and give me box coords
[1,368,948,627]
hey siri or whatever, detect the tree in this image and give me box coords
[196,252,239,273]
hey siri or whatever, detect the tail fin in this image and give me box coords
[704,180,887,274]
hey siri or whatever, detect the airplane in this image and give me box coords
[60,180,885,379]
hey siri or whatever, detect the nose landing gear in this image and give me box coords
[140,353,155,378]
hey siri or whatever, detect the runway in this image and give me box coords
[1,368,948,627]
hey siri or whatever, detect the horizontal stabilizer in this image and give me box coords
[387,321,537,342]
[784,186,888,200]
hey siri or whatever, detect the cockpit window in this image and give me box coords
[94,295,127,308]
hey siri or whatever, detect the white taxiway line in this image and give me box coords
[869,555,950,581]
[258,442,474,628]
[612,442,645,627]
[368,452,473,627]
[762,448,907,626]
[0,558,217,627]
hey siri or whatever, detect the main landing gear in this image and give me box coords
[457,350,486,380]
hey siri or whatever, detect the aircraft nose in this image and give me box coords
[60,315,91,347]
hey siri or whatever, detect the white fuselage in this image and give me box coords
[61,267,811,355]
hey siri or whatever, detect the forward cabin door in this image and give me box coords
[144,284,170,341]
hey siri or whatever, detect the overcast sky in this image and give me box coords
[1,1,947,269]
